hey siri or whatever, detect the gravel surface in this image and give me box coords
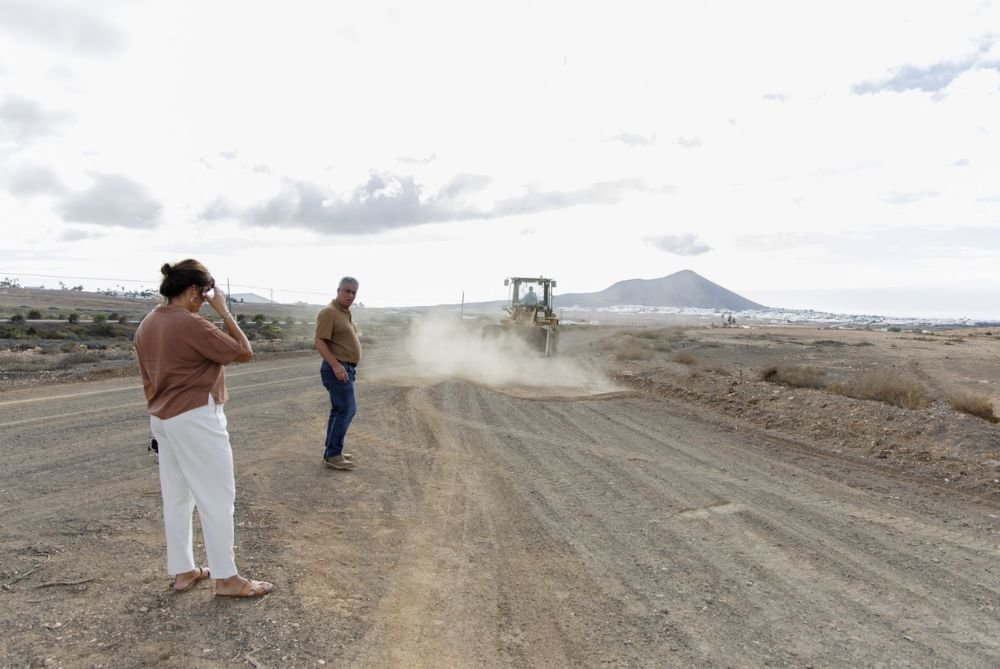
[1,323,998,668]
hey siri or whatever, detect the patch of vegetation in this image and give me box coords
[759,364,826,388]
[27,309,42,319]
[252,338,315,353]
[671,351,697,365]
[948,392,999,424]
[256,323,284,340]
[828,368,930,410]
[614,337,653,361]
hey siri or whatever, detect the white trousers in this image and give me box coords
[150,395,238,579]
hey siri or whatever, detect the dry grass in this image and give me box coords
[948,392,999,423]
[671,351,697,365]
[251,338,316,353]
[759,364,826,389]
[650,339,674,352]
[0,347,131,371]
[615,337,654,361]
[828,368,930,410]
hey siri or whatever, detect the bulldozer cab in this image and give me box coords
[488,276,559,356]
[505,277,557,322]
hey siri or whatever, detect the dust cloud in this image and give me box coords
[400,315,622,398]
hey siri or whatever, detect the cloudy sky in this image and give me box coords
[1,1,998,318]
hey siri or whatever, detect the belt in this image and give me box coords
[337,360,357,368]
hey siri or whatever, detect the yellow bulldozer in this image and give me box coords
[483,276,559,356]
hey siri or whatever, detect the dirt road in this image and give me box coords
[2,327,999,668]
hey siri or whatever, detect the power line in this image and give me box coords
[0,271,151,283]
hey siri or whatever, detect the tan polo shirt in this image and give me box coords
[314,300,362,365]
[134,305,242,419]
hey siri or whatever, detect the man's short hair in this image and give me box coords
[338,276,359,290]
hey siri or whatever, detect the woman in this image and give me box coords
[134,259,272,598]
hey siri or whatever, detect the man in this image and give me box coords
[523,286,538,306]
[314,277,362,470]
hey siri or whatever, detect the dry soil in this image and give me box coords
[1,320,998,668]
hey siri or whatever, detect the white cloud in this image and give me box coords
[0,0,127,55]
[241,172,649,233]
[0,95,71,143]
[853,44,1000,95]
[644,234,712,256]
[59,173,163,228]
[7,163,65,196]
[609,133,656,147]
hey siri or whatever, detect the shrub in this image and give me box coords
[671,351,697,365]
[236,313,246,323]
[108,312,119,320]
[614,337,653,361]
[651,340,674,352]
[9,313,25,323]
[118,316,128,324]
[622,328,661,340]
[829,368,930,410]
[252,314,266,324]
[68,313,80,324]
[93,314,107,323]
[88,322,115,337]
[27,309,42,319]
[948,393,999,423]
[59,351,102,366]
[759,364,826,388]
[257,323,283,339]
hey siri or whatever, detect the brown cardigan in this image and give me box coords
[134,305,242,419]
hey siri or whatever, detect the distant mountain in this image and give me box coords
[555,270,765,310]
[230,293,271,304]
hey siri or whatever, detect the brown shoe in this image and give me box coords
[324,455,356,470]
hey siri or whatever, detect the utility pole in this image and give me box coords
[226,278,232,314]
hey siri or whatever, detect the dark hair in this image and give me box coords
[159,259,214,298]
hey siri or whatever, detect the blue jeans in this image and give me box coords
[320,361,356,459]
